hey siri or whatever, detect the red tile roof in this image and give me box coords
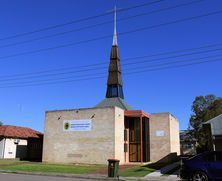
[0,125,43,139]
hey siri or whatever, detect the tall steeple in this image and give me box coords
[96,6,131,110]
[106,6,124,99]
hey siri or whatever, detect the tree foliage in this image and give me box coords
[189,94,222,151]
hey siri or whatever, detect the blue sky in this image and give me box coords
[0,0,221,132]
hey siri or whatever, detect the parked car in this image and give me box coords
[179,151,222,181]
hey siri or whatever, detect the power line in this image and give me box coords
[122,47,222,66]
[0,0,204,49]
[122,43,222,61]
[0,56,221,89]
[0,21,112,48]
[125,57,222,75]
[0,34,111,60]
[1,45,222,82]
[1,52,222,85]
[0,72,106,85]
[0,75,105,88]
[0,0,164,41]
[119,10,222,36]
[0,9,221,61]
[118,0,204,23]
[2,49,222,82]
[1,42,222,79]
[124,53,222,72]
[0,65,107,82]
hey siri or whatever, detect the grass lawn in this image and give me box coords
[0,160,174,177]
[0,160,105,174]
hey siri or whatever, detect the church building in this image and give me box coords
[42,9,180,165]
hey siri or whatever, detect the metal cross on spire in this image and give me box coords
[112,5,118,46]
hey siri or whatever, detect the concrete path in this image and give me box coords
[145,170,162,177]
[138,176,180,181]
[143,161,181,179]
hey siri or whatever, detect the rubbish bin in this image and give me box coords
[107,159,120,177]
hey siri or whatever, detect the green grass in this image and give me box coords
[119,166,155,177]
[0,160,105,174]
[0,160,174,177]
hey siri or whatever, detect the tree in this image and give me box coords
[0,121,2,126]
[189,94,222,152]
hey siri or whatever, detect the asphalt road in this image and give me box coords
[0,173,97,181]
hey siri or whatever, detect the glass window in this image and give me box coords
[111,87,117,96]
[216,152,222,162]
[204,152,222,162]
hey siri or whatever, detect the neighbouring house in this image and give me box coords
[204,114,222,151]
[43,10,180,165]
[0,125,43,161]
[180,130,197,155]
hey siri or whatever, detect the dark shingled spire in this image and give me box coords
[106,6,124,99]
[95,6,131,110]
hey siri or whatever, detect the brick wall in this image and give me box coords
[43,107,124,164]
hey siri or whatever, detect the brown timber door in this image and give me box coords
[129,143,141,162]
[128,118,141,162]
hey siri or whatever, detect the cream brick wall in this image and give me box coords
[149,113,180,162]
[169,114,180,155]
[114,107,125,164]
[149,113,171,162]
[43,107,124,164]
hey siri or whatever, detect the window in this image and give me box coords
[204,152,222,162]
[111,87,117,97]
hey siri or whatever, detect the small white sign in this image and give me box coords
[156,130,165,137]
[63,120,92,132]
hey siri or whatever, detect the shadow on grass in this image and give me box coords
[142,162,168,170]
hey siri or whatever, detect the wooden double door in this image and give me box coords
[125,117,150,162]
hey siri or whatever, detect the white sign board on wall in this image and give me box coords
[155,130,165,137]
[63,120,92,132]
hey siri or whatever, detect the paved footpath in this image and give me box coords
[0,173,98,181]
[0,171,122,181]
[0,171,182,181]
[139,176,181,181]
[0,173,182,181]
